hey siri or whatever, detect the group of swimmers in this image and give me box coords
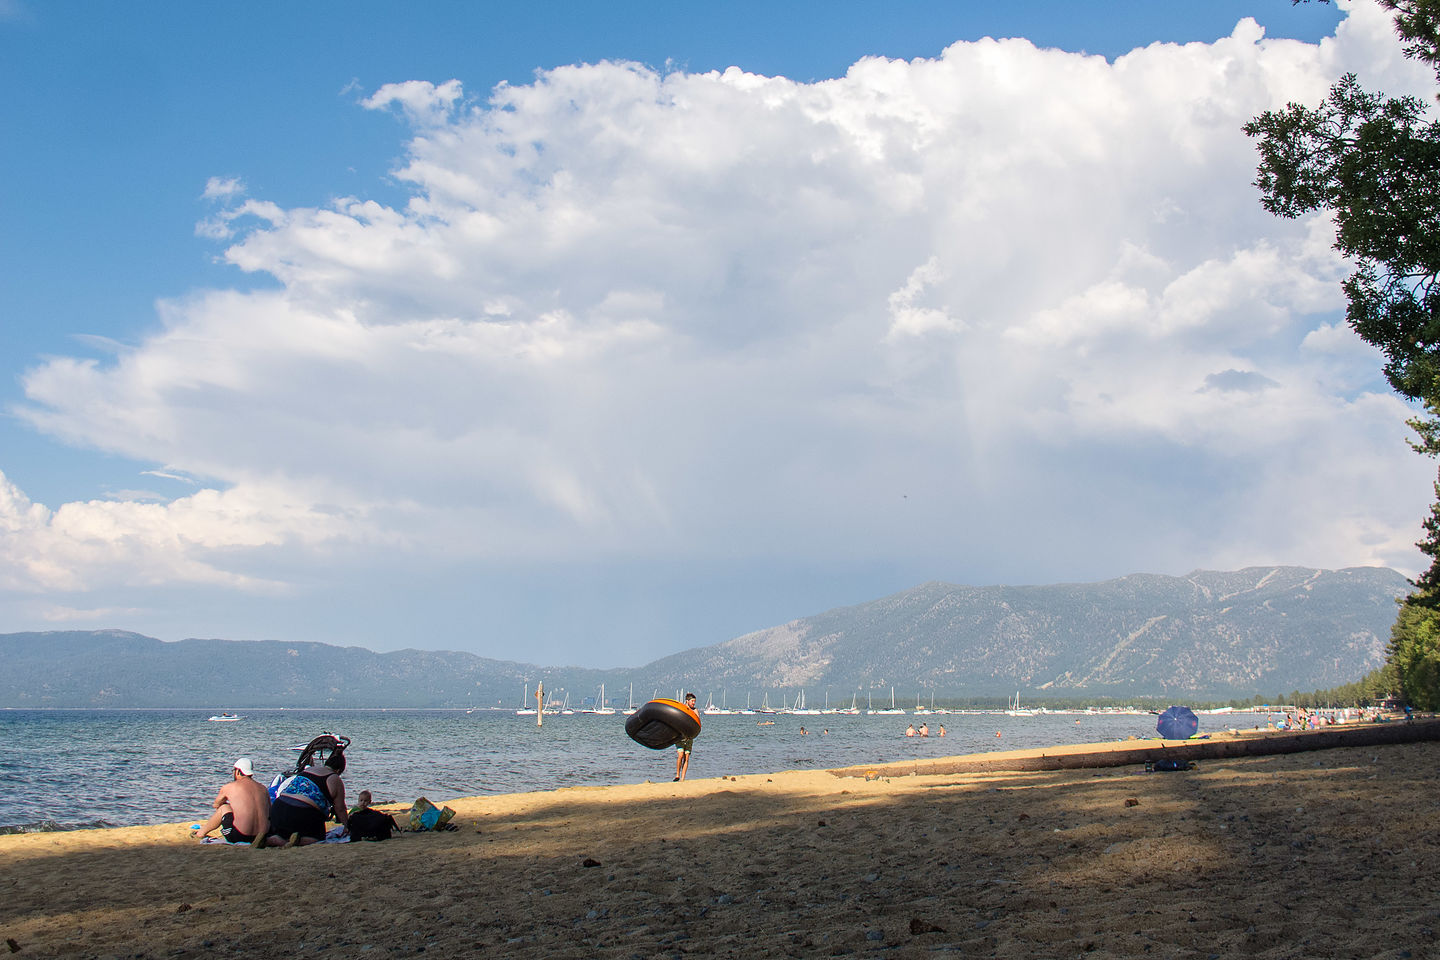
[191,749,357,847]
[903,722,945,738]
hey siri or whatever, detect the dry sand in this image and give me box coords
[4,732,1439,959]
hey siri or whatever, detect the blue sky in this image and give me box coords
[2,1,1429,668]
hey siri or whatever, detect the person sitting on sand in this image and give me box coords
[346,789,401,841]
[674,693,698,781]
[192,758,269,845]
[266,749,349,846]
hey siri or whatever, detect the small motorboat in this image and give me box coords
[207,713,242,722]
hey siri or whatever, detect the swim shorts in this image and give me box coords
[675,736,694,754]
[269,797,327,841]
[218,811,256,845]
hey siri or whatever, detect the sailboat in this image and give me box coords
[791,689,821,715]
[837,692,860,716]
[870,686,905,715]
[703,690,734,715]
[593,683,616,715]
[622,684,638,715]
[1005,691,1037,717]
[515,683,537,716]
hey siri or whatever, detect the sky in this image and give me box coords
[1,0,1433,668]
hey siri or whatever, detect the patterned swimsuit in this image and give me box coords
[279,771,331,814]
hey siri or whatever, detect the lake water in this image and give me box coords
[0,708,1271,830]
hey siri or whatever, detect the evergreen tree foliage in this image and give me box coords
[1291,660,1401,709]
[1388,593,1440,708]
[1245,1,1440,705]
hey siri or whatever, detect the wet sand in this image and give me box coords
[3,731,1438,959]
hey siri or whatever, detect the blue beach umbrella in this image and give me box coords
[1156,705,1199,740]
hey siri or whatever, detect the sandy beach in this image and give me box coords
[4,729,1438,959]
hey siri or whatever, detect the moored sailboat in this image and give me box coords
[1005,691,1037,717]
[869,686,906,715]
[515,683,537,716]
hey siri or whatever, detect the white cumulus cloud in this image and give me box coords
[8,0,1437,614]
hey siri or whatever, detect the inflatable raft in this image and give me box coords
[624,698,702,749]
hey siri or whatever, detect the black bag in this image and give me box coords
[348,808,398,841]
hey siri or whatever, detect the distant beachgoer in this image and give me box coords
[674,693,698,781]
[918,722,929,738]
[937,725,946,738]
[267,748,349,846]
[905,724,916,737]
[822,728,829,735]
[192,757,270,845]
[799,726,808,735]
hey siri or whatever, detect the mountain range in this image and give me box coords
[0,566,1408,708]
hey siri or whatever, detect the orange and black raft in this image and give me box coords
[624,698,702,750]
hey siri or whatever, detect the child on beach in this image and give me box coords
[675,693,698,781]
[347,790,400,841]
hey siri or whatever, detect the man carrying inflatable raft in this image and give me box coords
[624,693,702,781]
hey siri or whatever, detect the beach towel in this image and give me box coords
[197,829,348,844]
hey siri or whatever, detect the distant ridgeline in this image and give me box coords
[0,567,1409,707]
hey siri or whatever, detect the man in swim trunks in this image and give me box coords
[192,758,270,845]
[674,693,698,781]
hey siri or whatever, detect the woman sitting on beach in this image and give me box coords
[266,749,349,846]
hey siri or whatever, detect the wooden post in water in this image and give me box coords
[535,681,544,727]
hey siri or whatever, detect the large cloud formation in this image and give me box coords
[4,4,1434,639]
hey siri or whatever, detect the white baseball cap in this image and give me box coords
[233,757,254,777]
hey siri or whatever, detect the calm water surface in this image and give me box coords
[0,708,1269,830]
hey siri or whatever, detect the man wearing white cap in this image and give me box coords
[191,757,270,845]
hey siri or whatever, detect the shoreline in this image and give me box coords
[4,730,1438,958]
[831,715,1440,777]
[3,718,1426,836]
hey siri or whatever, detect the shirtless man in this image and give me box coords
[674,693,699,781]
[192,758,270,845]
